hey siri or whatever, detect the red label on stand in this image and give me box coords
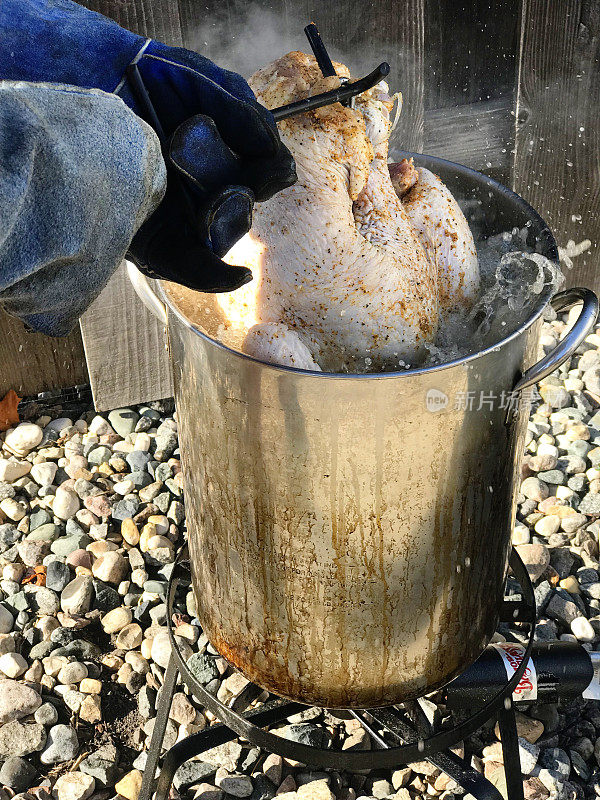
[491,642,538,700]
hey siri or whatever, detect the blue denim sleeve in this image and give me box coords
[0,0,144,91]
[0,82,166,336]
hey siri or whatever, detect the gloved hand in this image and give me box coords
[0,0,296,292]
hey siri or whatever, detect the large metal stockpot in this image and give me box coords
[130,154,598,708]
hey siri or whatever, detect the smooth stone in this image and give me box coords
[108,408,139,437]
[521,477,550,502]
[101,606,132,633]
[27,523,60,542]
[114,769,143,800]
[53,486,81,520]
[5,423,43,455]
[571,616,595,641]
[0,498,27,521]
[66,549,92,569]
[88,416,116,436]
[0,460,31,482]
[0,603,14,633]
[60,576,94,614]
[53,772,95,800]
[40,724,79,765]
[45,561,72,592]
[116,622,143,649]
[0,652,27,678]
[29,641,57,659]
[30,462,58,487]
[92,551,128,584]
[34,702,59,726]
[58,661,88,685]
[51,533,91,557]
[516,543,551,582]
[0,756,38,791]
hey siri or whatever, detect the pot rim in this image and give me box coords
[159,152,560,380]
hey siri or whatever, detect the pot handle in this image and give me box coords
[126,260,168,325]
[512,287,599,394]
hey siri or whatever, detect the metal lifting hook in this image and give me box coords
[272,23,390,122]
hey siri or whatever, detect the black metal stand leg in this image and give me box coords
[497,704,525,800]
[139,654,180,800]
[155,700,305,800]
[362,708,504,800]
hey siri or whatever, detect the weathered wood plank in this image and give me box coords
[513,0,600,290]
[80,263,172,411]
[422,98,514,179]
[0,310,88,398]
[78,0,184,409]
[424,0,520,183]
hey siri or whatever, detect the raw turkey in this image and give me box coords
[223,51,479,372]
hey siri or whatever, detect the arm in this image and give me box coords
[0,81,166,336]
[0,0,296,294]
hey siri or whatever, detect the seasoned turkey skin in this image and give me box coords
[224,51,478,372]
[243,51,438,372]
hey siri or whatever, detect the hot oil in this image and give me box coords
[420,225,564,371]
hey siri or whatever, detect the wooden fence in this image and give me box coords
[1,0,598,408]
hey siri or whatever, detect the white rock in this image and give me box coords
[0,498,27,521]
[0,459,31,482]
[571,616,595,642]
[61,576,94,615]
[53,486,81,520]
[114,480,135,496]
[92,551,128,584]
[101,606,132,634]
[148,515,169,535]
[4,423,43,455]
[30,462,58,487]
[53,771,95,800]
[88,416,116,436]
[150,631,173,668]
[0,652,28,678]
[58,661,88,685]
[147,534,174,552]
[133,433,151,451]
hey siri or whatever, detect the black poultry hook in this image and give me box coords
[272,23,390,122]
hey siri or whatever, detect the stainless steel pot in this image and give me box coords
[129,154,598,708]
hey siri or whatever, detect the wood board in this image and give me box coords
[513,0,600,288]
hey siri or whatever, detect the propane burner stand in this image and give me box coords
[136,545,592,800]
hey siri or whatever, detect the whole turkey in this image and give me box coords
[223,51,479,372]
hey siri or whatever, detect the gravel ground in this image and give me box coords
[2,310,600,800]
